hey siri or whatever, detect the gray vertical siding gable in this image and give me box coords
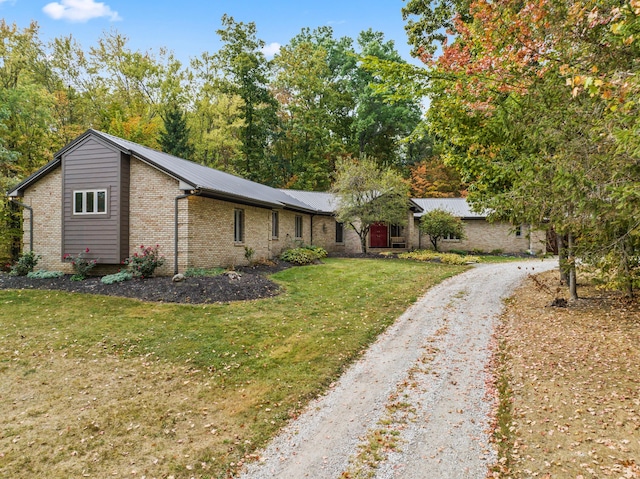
[62,136,125,264]
[119,153,130,262]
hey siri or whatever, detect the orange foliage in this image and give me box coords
[108,115,161,149]
[409,160,466,198]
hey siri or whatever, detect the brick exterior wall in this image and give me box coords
[19,156,547,276]
[411,218,547,254]
[21,166,71,273]
[129,158,184,276]
[188,197,269,268]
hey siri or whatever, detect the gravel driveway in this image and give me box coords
[235,259,557,479]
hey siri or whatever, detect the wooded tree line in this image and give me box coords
[0,16,467,263]
[394,0,640,297]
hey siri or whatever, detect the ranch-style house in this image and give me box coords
[7,130,545,275]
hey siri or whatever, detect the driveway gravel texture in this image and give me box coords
[235,259,557,479]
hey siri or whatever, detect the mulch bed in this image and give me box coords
[0,262,292,304]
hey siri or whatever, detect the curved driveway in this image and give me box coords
[236,259,556,479]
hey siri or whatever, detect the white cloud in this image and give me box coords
[261,42,281,59]
[43,0,121,22]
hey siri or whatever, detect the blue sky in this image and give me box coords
[0,0,420,66]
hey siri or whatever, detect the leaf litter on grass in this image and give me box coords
[491,270,640,479]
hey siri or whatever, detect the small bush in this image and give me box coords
[101,271,133,284]
[300,245,328,259]
[398,250,438,262]
[439,253,480,265]
[63,248,98,281]
[184,267,225,277]
[490,249,504,255]
[27,269,64,279]
[398,249,479,265]
[10,251,41,276]
[244,246,255,264]
[124,245,165,278]
[280,245,327,266]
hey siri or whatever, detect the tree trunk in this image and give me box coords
[622,239,634,298]
[360,233,368,254]
[431,236,439,252]
[567,232,578,301]
[557,232,568,285]
[354,224,368,254]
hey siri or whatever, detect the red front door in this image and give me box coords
[370,223,388,248]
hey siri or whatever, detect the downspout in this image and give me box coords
[174,191,195,275]
[9,198,33,252]
[310,215,314,245]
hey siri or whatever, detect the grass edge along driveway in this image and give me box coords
[0,257,466,479]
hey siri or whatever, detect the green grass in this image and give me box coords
[0,258,465,479]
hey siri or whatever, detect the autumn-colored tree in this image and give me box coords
[402,0,640,297]
[409,159,465,198]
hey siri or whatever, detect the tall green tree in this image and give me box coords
[159,102,194,159]
[272,36,341,189]
[214,15,277,182]
[353,30,422,168]
[189,52,245,171]
[0,21,57,172]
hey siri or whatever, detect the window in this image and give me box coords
[295,215,303,239]
[272,210,279,239]
[335,221,344,244]
[234,209,245,243]
[515,225,523,237]
[73,190,107,215]
[390,225,404,237]
[444,232,461,240]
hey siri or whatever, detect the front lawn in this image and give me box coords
[0,258,465,479]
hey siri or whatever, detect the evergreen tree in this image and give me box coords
[159,103,194,159]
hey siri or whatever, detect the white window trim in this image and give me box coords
[73,189,107,215]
